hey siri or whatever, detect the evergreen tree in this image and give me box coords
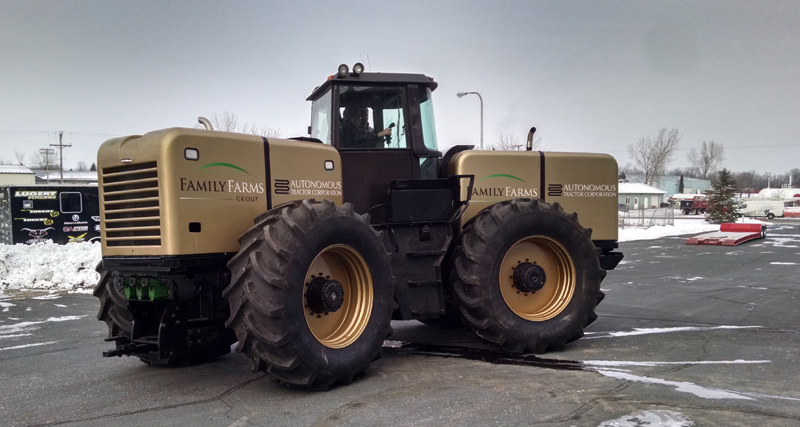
[706,168,738,224]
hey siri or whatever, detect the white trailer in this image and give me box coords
[736,199,784,219]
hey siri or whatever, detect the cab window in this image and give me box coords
[338,86,407,149]
[310,89,332,144]
[419,87,438,152]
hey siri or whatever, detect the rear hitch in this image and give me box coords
[102,342,151,358]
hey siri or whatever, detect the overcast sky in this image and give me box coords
[1,1,798,174]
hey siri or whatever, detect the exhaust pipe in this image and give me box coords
[526,127,537,151]
[198,117,213,130]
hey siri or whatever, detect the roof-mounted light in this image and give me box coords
[337,64,349,78]
[353,62,364,75]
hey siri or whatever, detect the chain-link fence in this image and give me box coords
[618,207,675,229]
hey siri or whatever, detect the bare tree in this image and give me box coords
[687,141,725,179]
[492,132,541,151]
[243,123,282,138]
[210,111,240,132]
[627,128,681,186]
[75,161,89,171]
[203,112,282,138]
[788,168,800,187]
[14,150,26,166]
[493,133,522,150]
[734,170,757,195]
[620,163,644,176]
[28,149,60,170]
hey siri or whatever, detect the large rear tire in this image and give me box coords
[93,261,133,339]
[224,199,394,389]
[452,199,605,353]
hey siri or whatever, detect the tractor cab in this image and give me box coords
[308,63,445,214]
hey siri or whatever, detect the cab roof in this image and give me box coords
[307,72,438,101]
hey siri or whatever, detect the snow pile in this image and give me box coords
[619,219,717,242]
[619,216,768,242]
[0,241,101,293]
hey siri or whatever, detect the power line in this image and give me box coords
[0,133,50,145]
[0,130,122,137]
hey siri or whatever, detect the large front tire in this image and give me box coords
[224,200,394,389]
[93,261,133,339]
[452,199,605,353]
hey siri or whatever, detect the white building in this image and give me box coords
[0,165,36,185]
[618,182,667,209]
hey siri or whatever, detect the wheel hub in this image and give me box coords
[513,262,547,293]
[305,276,344,314]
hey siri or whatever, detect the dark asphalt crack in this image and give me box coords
[28,374,268,427]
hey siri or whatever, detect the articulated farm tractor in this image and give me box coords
[95,63,623,389]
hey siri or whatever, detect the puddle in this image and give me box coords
[383,340,786,402]
[383,341,586,371]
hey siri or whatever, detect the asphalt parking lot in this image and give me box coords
[2,220,799,427]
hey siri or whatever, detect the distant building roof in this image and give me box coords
[0,165,35,174]
[619,182,667,195]
[33,170,98,182]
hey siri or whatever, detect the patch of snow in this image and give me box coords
[738,286,768,290]
[585,359,769,367]
[619,220,717,243]
[382,340,406,348]
[0,341,60,352]
[685,277,703,281]
[0,315,86,335]
[0,333,32,340]
[32,294,61,300]
[596,369,752,400]
[0,241,101,292]
[619,217,771,243]
[771,262,797,265]
[598,410,694,427]
[584,325,761,339]
[54,304,67,308]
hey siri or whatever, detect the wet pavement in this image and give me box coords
[1,220,799,426]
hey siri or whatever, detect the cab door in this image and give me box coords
[334,85,418,215]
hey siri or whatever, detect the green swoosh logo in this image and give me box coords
[479,174,525,182]
[196,162,250,175]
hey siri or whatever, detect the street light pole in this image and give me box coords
[457,91,483,149]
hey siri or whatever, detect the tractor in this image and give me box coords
[94,63,623,389]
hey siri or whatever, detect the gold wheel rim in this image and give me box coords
[304,244,373,349]
[499,236,575,321]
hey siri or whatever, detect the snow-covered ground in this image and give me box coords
[0,213,778,292]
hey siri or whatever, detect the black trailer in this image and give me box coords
[0,185,100,245]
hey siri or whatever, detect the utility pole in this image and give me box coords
[50,132,71,184]
[39,148,55,184]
